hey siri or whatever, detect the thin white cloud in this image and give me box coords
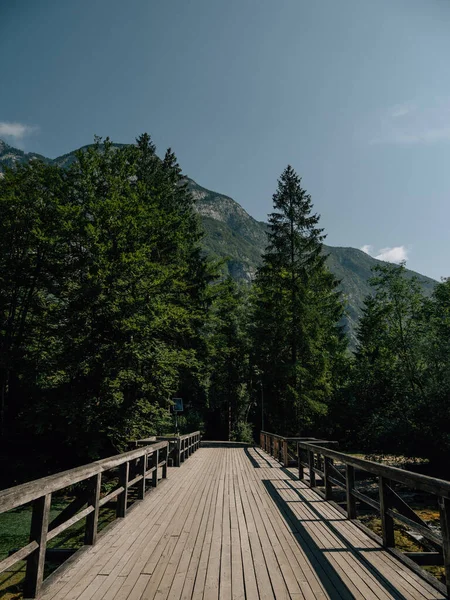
[370,98,450,145]
[0,121,38,140]
[389,104,415,119]
[375,246,409,263]
[361,244,409,264]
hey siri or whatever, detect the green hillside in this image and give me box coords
[0,139,437,344]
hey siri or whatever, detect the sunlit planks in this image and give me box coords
[40,447,446,599]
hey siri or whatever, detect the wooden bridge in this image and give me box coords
[1,431,450,599]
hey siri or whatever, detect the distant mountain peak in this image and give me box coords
[0,139,437,346]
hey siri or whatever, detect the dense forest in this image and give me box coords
[1,135,449,486]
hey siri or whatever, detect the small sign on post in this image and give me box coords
[172,398,183,412]
[172,398,183,434]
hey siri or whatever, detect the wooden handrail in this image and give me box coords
[0,441,168,513]
[156,431,201,467]
[297,441,450,499]
[129,431,201,467]
[259,430,336,467]
[295,439,450,597]
[0,440,171,598]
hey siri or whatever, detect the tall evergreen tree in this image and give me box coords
[251,166,346,435]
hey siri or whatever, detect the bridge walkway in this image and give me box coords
[40,447,445,600]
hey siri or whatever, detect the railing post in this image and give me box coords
[85,473,101,545]
[282,440,288,467]
[137,453,146,499]
[175,438,181,467]
[308,450,316,488]
[346,465,357,519]
[162,444,168,478]
[24,493,51,599]
[324,456,333,500]
[379,477,395,547]
[298,443,304,480]
[439,496,450,597]
[152,449,159,487]
[116,461,129,518]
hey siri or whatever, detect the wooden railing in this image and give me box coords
[296,440,450,597]
[135,431,201,467]
[0,441,169,598]
[259,430,336,467]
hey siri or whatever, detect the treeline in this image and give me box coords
[0,136,214,481]
[1,135,449,485]
[329,264,450,464]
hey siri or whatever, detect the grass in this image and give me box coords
[0,497,115,600]
[360,513,445,582]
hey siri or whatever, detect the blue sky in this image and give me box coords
[1,0,450,280]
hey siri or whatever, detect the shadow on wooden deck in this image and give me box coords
[246,445,442,600]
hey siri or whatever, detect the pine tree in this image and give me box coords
[252,166,346,435]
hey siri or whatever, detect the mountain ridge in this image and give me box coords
[0,138,437,344]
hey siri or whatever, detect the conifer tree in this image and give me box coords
[252,166,346,435]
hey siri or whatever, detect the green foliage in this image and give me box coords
[230,420,254,444]
[0,135,213,476]
[251,166,347,436]
[333,264,450,462]
[205,277,252,439]
[2,140,438,345]
[2,136,448,473]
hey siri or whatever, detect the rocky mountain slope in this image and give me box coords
[0,139,437,344]
[187,178,436,341]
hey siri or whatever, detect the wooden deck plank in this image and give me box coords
[228,450,246,600]
[230,449,259,600]
[287,475,443,600]
[144,448,221,599]
[234,450,329,600]
[192,449,227,600]
[165,450,220,600]
[42,454,204,600]
[234,450,302,599]
[37,447,446,600]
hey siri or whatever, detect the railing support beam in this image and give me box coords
[379,476,395,547]
[24,493,51,599]
[439,496,450,597]
[346,465,356,519]
[85,473,101,545]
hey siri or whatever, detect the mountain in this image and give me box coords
[186,178,436,343]
[0,139,49,170]
[0,139,437,344]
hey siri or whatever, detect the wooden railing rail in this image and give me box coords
[0,440,169,598]
[259,430,336,467]
[156,431,201,467]
[296,440,450,597]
